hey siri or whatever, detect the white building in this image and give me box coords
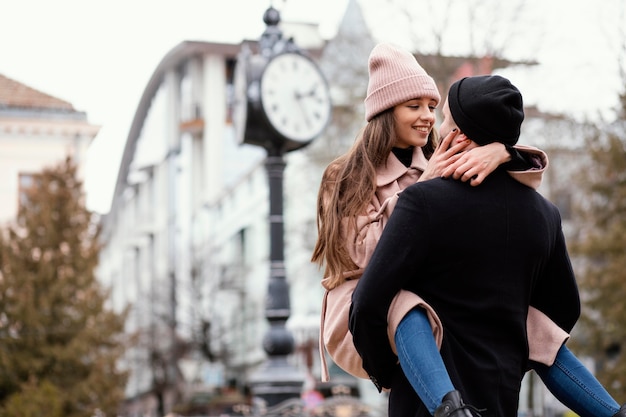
[0,73,99,224]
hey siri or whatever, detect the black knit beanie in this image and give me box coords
[447,75,524,146]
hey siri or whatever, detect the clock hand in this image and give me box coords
[304,84,319,98]
[295,83,319,100]
[295,95,313,129]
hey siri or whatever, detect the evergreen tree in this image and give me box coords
[571,89,626,400]
[0,157,128,417]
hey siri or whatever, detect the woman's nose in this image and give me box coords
[420,111,435,122]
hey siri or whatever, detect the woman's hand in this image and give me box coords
[419,129,470,181]
[441,142,510,186]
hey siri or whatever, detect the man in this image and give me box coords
[348,75,581,417]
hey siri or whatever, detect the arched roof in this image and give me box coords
[110,41,242,212]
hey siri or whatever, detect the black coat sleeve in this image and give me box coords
[530,209,580,333]
[348,183,431,389]
[503,144,536,171]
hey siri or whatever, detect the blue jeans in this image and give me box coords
[395,308,455,414]
[396,308,621,417]
[534,344,620,417]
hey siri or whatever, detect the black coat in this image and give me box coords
[349,168,580,417]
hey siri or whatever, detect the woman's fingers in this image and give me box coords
[441,146,501,186]
[446,139,470,156]
[435,129,459,153]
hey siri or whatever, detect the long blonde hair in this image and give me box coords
[311,109,439,288]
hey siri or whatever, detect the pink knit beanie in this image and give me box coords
[365,43,441,121]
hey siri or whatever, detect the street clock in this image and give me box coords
[233,48,331,152]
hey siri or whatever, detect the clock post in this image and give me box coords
[233,4,331,414]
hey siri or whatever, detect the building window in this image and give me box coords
[226,58,236,124]
[18,172,40,209]
[237,227,246,265]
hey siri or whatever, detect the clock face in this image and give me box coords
[260,53,331,143]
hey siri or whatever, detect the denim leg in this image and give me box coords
[395,308,455,414]
[535,344,620,417]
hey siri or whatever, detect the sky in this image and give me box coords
[1,0,624,213]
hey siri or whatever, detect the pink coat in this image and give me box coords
[319,145,568,382]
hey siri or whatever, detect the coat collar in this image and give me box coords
[376,146,429,187]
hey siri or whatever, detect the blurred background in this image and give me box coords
[0,0,625,416]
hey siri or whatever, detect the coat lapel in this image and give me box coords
[376,146,428,187]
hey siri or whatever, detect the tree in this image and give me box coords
[0,157,128,417]
[378,0,541,97]
[570,85,626,399]
[568,19,626,397]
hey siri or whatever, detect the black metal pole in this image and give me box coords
[249,147,303,410]
[264,151,292,350]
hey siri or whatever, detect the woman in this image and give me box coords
[313,43,624,417]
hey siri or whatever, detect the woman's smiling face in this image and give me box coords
[392,97,437,149]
